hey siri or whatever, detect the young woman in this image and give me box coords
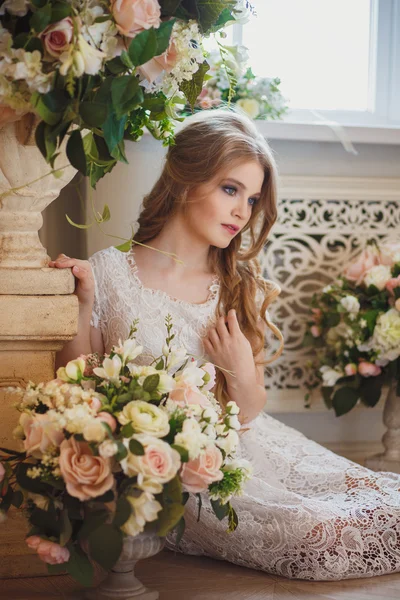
[53,110,400,581]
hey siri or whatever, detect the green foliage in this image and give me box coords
[332,387,360,417]
[179,61,210,109]
[88,524,123,571]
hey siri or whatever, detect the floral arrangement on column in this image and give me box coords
[303,240,400,416]
[0,317,252,586]
[180,45,288,120]
[0,0,251,188]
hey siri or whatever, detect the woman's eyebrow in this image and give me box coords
[224,178,261,197]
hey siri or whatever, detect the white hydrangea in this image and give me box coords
[358,308,400,366]
[340,295,360,314]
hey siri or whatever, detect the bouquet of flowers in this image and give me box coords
[0,0,249,187]
[0,316,252,586]
[303,240,400,416]
[181,45,288,120]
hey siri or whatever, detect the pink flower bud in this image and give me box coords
[310,325,322,338]
[97,412,117,433]
[358,361,382,377]
[344,363,357,376]
[26,536,70,565]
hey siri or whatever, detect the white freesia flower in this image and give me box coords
[364,265,392,291]
[76,35,106,75]
[215,429,239,456]
[93,355,122,384]
[165,345,187,369]
[57,357,86,382]
[174,418,208,460]
[340,295,360,314]
[122,492,162,537]
[319,365,344,387]
[113,338,143,364]
[118,400,170,437]
[177,364,206,387]
[99,439,118,458]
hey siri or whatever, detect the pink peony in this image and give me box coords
[26,536,70,565]
[344,363,357,376]
[112,0,161,38]
[169,382,212,409]
[343,248,379,286]
[0,461,5,483]
[385,275,400,296]
[59,437,113,501]
[180,445,224,493]
[358,361,382,377]
[20,413,64,458]
[310,325,322,338]
[40,17,74,58]
[97,412,117,433]
[139,37,178,83]
[201,362,216,392]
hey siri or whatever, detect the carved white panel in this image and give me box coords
[260,176,400,413]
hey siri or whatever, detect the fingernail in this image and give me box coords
[73,266,79,272]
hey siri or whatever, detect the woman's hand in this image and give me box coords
[48,254,95,307]
[203,309,257,387]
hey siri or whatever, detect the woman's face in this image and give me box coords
[183,160,264,249]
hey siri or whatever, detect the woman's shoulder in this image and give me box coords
[88,246,127,280]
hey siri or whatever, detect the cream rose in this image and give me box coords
[57,357,86,383]
[112,0,161,38]
[20,412,64,458]
[120,434,181,486]
[180,445,224,493]
[215,429,239,456]
[364,265,392,291]
[237,98,260,119]
[122,491,162,537]
[59,437,113,501]
[40,17,74,58]
[118,400,170,437]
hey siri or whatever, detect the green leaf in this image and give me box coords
[113,495,132,528]
[155,19,176,55]
[64,494,83,521]
[179,61,210,109]
[171,444,189,462]
[111,76,143,119]
[106,56,128,75]
[66,130,87,175]
[77,510,109,541]
[174,516,186,547]
[31,93,61,126]
[121,423,134,438]
[16,463,50,494]
[79,102,108,128]
[65,214,92,229]
[227,503,239,532]
[30,506,61,538]
[115,240,132,252]
[47,563,67,575]
[116,392,134,404]
[67,544,94,588]
[143,374,160,393]
[30,3,52,32]
[94,489,114,503]
[128,28,158,66]
[60,510,73,547]
[129,438,145,456]
[88,524,123,571]
[332,386,360,417]
[360,376,384,407]
[42,89,70,114]
[196,0,235,33]
[210,498,229,521]
[364,309,380,335]
[101,204,111,223]
[182,492,190,505]
[11,490,23,508]
[50,1,72,22]
[103,112,127,155]
[321,386,334,409]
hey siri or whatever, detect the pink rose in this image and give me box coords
[26,536,70,565]
[40,17,74,58]
[310,325,321,338]
[344,363,357,376]
[20,413,64,458]
[0,462,5,484]
[112,0,161,38]
[358,361,382,377]
[202,362,216,392]
[180,445,224,493]
[343,248,379,286]
[97,412,117,433]
[169,382,211,409]
[385,275,400,296]
[59,437,113,501]
[139,37,178,83]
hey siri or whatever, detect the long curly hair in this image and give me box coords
[134,109,284,407]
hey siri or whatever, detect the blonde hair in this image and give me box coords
[135,108,284,407]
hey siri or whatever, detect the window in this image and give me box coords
[231,0,400,126]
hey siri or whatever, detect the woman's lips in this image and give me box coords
[221,224,238,236]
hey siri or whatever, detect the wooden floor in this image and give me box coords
[2,548,400,600]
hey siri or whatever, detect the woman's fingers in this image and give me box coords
[227,309,241,335]
[216,315,229,340]
[208,327,220,349]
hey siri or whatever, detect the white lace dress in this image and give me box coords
[89,246,400,582]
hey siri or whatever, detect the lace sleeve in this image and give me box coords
[88,250,105,329]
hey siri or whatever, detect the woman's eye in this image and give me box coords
[248,197,258,206]
[223,186,237,196]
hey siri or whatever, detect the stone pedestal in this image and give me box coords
[365,381,400,474]
[0,116,79,577]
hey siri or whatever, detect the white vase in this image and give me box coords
[86,533,166,600]
[365,380,400,473]
[0,114,77,294]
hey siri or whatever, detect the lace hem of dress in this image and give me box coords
[125,249,220,308]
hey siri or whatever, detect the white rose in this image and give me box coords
[118,400,170,437]
[122,492,162,537]
[364,265,392,291]
[225,458,253,479]
[93,355,122,384]
[216,429,239,455]
[226,401,240,415]
[237,98,260,119]
[82,419,107,443]
[99,439,118,458]
[201,406,218,424]
[226,414,241,431]
[319,365,344,387]
[57,357,86,382]
[202,423,217,440]
[340,295,360,314]
[174,419,208,460]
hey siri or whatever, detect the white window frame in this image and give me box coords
[233,0,400,140]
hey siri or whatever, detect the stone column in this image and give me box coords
[0,116,79,577]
